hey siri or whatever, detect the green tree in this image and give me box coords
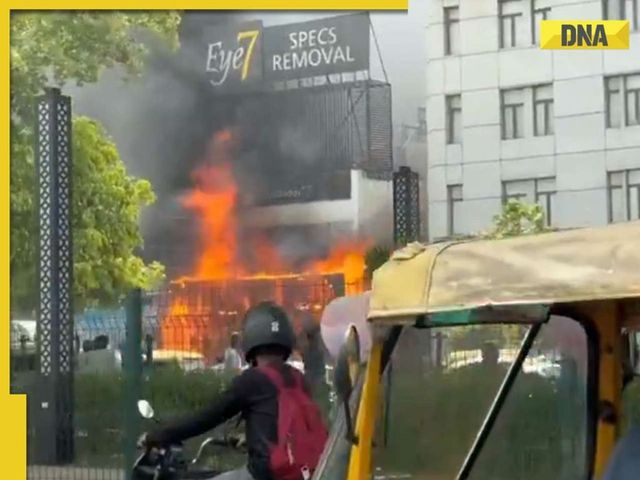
[72,117,165,306]
[365,245,392,281]
[11,12,181,312]
[11,12,181,124]
[484,198,550,239]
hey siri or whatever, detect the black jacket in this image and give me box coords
[147,364,306,480]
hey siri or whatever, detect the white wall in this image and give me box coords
[354,170,395,245]
[426,0,640,240]
[241,198,356,229]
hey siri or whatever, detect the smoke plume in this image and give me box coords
[68,12,368,277]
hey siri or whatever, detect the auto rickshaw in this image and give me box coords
[312,220,640,480]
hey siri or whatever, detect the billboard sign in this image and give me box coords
[200,14,370,90]
[201,20,264,90]
[262,13,371,81]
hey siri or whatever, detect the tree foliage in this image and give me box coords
[484,198,550,239]
[365,245,392,281]
[10,12,181,124]
[10,12,181,312]
[72,118,165,306]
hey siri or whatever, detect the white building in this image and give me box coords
[426,0,640,240]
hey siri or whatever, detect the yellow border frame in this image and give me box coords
[591,302,623,479]
[2,8,25,477]
[10,1,407,8]
[2,2,406,477]
[347,340,382,480]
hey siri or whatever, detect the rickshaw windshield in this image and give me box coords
[371,313,592,480]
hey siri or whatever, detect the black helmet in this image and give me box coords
[242,302,295,361]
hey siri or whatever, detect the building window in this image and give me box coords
[447,184,463,236]
[604,0,639,27]
[499,0,524,48]
[444,6,461,55]
[501,88,525,140]
[535,177,557,225]
[533,84,554,136]
[446,94,462,144]
[503,177,556,226]
[625,74,640,126]
[627,0,640,30]
[608,169,640,222]
[531,0,552,45]
[603,0,625,19]
[606,73,640,128]
[606,77,622,128]
[503,179,531,203]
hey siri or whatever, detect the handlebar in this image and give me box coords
[202,437,243,448]
[133,436,244,480]
[191,436,246,466]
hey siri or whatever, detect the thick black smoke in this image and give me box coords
[70,13,239,190]
[69,12,366,277]
[67,13,247,274]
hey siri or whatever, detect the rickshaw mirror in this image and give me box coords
[334,325,361,444]
[137,399,155,419]
[334,325,361,401]
[628,332,640,375]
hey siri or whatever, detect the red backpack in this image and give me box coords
[258,365,329,480]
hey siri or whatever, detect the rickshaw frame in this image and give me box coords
[338,221,640,480]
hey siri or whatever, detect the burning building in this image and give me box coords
[147,14,393,362]
[155,127,376,362]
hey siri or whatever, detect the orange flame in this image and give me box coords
[180,131,238,280]
[159,294,204,356]
[160,128,370,358]
[306,239,370,294]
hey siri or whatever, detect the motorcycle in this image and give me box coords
[132,399,244,480]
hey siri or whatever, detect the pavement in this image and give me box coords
[27,466,123,480]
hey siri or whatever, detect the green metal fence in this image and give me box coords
[12,278,341,480]
[18,288,634,480]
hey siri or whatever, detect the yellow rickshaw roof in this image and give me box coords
[368,221,640,321]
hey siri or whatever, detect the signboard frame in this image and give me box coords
[199,13,371,91]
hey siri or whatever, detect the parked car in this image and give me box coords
[10,319,37,353]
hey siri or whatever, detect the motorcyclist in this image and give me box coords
[140,301,328,480]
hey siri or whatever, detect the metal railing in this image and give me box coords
[14,279,344,479]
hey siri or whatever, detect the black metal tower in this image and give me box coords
[34,87,74,464]
[393,166,421,244]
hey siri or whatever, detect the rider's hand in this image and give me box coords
[231,433,246,448]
